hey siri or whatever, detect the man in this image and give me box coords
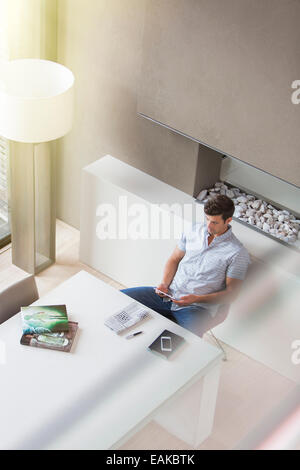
[121,195,251,337]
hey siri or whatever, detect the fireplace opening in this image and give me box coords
[195,154,300,251]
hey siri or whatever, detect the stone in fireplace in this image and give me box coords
[197,182,300,247]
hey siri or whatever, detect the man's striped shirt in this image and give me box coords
[169,223,251,317]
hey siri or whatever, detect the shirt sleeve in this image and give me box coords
[177,232,186,252]
[177,222,204,252]
[227,249,251,280]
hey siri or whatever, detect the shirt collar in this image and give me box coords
[204,224,232,244]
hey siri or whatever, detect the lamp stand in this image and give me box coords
[9,141,56,274]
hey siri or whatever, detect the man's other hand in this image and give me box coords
[155,283,170,297]
[172,294,199,306]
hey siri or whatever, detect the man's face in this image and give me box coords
[205,214,232,236]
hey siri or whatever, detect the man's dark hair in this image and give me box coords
[204,194,235,222]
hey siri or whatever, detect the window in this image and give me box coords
[0,0,11,248]
[0,137,10,248]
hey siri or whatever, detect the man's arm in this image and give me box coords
[173,276,243,306]
[156,246,185,296]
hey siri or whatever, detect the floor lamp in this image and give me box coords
[0,59,74,274]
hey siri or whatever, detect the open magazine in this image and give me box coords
[104,302,149,334]
[20,321,78,353]
[21,305,69,335]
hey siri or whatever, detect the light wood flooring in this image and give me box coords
[0,219,298,450]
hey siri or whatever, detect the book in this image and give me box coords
[148,329,185,359]
[21,304,69,335]
[20,321,78,353]
[104,302,149,334]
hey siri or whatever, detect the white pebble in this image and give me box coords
[237,196,248,203]
[252,200,262,209]
[246,209,256,217]
[197,189,208,201]
[226,190,235,198]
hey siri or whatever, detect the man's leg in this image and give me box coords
[169,306,215,337]
[121,287,214,337]
[121,286,173,318]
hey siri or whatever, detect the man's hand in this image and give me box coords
[155,283,170,297]
[156,247,185,297]
[172,294,200,306]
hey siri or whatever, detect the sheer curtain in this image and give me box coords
[0,0,57,249]
[0,0,10,248]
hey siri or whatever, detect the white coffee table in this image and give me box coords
[0,270,222,450]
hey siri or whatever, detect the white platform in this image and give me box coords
[79,155,200,287]
[80,155,300,384]
[0,270,222,449]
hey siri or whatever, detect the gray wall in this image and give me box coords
[57,0,300,229]
[56,0,199,228]
[138,0,300,187]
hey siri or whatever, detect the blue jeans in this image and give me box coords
[120,286,214,337]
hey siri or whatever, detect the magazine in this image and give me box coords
[20,321,78,353]
[21,304,69,335]
[104,302,149,333]
[148,329,185,359]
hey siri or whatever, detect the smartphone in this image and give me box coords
[161,336,172,352]
[154,288,176,300]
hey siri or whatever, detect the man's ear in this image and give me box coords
[226,217,233,224]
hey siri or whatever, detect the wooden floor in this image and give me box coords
[0,219,298,450]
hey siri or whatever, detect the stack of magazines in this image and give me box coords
[20,305,78,353]
[104,302,149,334]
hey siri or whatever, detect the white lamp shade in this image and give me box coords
[0,59,74,143]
